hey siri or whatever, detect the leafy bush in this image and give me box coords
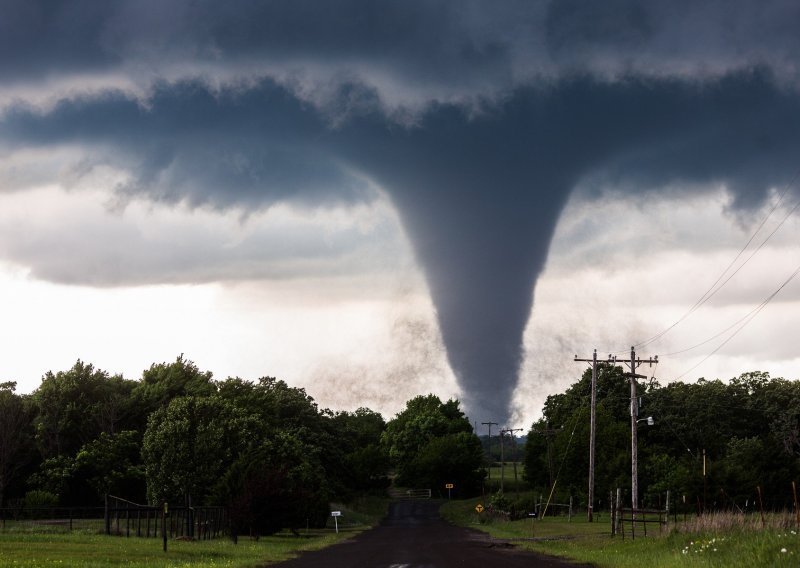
[23,490,59,509]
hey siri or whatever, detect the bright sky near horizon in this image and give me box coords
[2,1,800,427]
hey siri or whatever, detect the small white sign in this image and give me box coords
[331,511,342,517]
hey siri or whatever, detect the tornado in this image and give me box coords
[339,97,585,425]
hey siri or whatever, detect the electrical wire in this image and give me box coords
[541,405,586,519]
[627,169,800,353]
[673,261,800,380]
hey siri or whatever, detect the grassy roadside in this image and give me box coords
[0,497,389,568]
[440,498,800,567]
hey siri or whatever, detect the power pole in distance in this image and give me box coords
[481,421,498,481]
[499,428,506,493]
[506,428,523,492]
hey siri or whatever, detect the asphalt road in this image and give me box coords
[272,500,586,568]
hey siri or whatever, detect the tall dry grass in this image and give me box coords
[675,510,800,533]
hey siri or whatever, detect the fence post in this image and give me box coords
[162,502,168,552]
[610,491,615,536]
[568,496,573,522]
[664,491,670,533]
[792,481,799,530]
[104,495,110,536]
[756,486,766,529]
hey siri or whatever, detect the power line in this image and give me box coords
[674,261,800,380]
[630,169,800,352]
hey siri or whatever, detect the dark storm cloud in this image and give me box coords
[3,1,800,423]
[1,80,372,208]
[0,0,521,90]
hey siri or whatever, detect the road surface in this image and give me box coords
[272,499,586,568]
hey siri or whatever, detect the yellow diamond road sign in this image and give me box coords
[475,503,484,513]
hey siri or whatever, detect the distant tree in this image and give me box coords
[216,376,323,434]
[141,396,255,505]
[132,355,216,421]
[27,455,77,504]
[216,376,356,496]
[523,363,634,503]
[525,367,800,510]
[382,395,482,490]
[330,408,389,493]
[31,361,136,459]
[0,383,35,506]
[74,431,145,503]
[523,421,553,489]
[213,431,330,539]
[410,432,485,493]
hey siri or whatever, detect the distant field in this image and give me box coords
[483,462,526,493]
[486,462,525,479]
[441,498,800,567]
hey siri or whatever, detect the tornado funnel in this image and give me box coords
[343,99,578,424]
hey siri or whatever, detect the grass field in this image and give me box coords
[441,498,800,567]
[0,497,388,567]
[0,530,355,567]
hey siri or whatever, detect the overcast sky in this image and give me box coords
[2,1,800,427]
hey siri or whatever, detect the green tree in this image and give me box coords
[524,363,634,504]
[330,408,389,493]
[410,432,485,493]
[27,455,76,504]
[0,383,35,506]
[74,431,145,502]
[141,395,254,505]
[213,431,330,539]
[31,361,136,459]
[132,355,216,421]
[216,376,354,497]
[382,395,482,489]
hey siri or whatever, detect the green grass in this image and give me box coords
[485,463,524,479]
[441,499,800,567]
[0,498,390,567]
[0,530,352,567]
[483,463,526,493]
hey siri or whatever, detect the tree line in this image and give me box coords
[3,356,796,530]
[0,356,485,535]
[523,366,800,512]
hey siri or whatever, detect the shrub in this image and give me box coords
[23,490,59,509]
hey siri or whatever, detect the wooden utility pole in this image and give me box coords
[575,347,657,520]
[618,347,658,513]
[481,421,498,481]
[499,429,506,492]
[506,428,523,491]
[574,349,600,521]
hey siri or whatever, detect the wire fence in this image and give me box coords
[0,496,229,541]
[0,506,105,533]
[105,495,228,540]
